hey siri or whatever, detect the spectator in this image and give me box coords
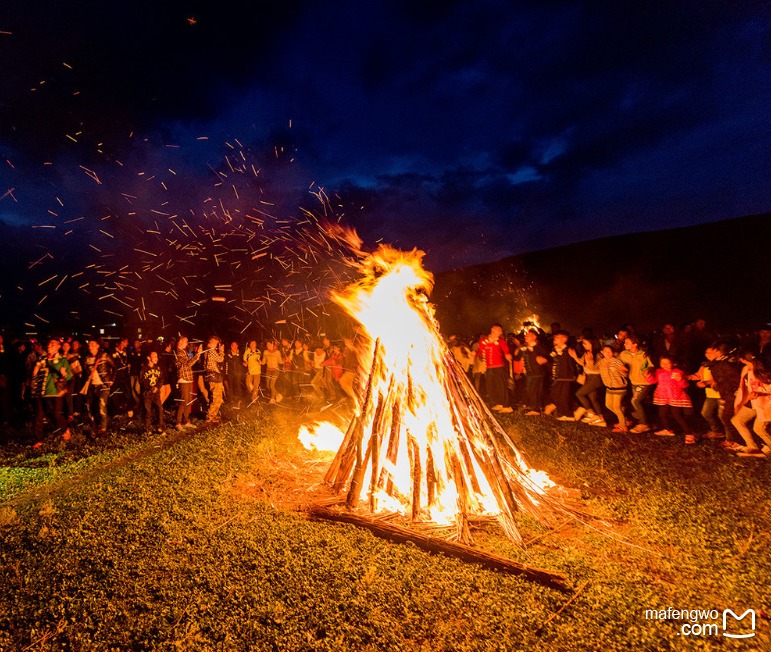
[82,340,115,436]
[243,340,262,404]
[620,336,655,433]
[731,351,771,458]
[544,330,576,420]
[478,324,513,413]
[571,336,605,425]
[598,345,628,432]
[262,339,283,404]
[32,339,73,443]
[522,329,549,416]
[652,356,696,443]
[174,336,200,430]
[140,350,166,434]
[204,337,226,422]
[225,341,245,404]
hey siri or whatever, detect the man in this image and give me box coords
[225,341,245,404]
[111,337,134,417]
[174,336,200,430]
[478,324,513,413]
[543,331,577,420]
[521,329,550,416]
[140,350,166,434]
[32,339,72,443]
[620,336,655,433]
[82,340,115,436]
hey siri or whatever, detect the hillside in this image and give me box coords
[431,213,771,337]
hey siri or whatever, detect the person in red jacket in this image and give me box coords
[653,355,696,443]
[478,324,513,413]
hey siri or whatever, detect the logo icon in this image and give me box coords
[723,609,755,639]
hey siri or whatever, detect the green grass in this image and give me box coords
[0,410,769,650]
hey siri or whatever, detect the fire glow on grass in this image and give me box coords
[301,238,568,544]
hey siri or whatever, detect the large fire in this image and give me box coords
[301,241,566,543]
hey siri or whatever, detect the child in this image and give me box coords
[653,356,695,443]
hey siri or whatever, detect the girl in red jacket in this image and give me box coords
[653,355,695,443]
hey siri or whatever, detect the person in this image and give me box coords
[262,339,283,404]
[288,339,306,401]
[650,323,682,365]
[652,356,696,443]
[598,345,629,432]
[521,329,549,416]
[128,338,144,412]
[570,336,605,425]
[225,341,245,405]
[478,324,513,413]
[449,335,474,380]
[689,347,724,438]
[61,339,82,420]
[32,339,73,443]
[620,336,655,433]
[203,337,225,422]
[279,338,294,399]
[111,337,134,417]
[140,350,166,434]
[174,336,200,430]
[322,343,344,401]
[82,339,115,436]
[338,338,359,405]
[731,351,771,458]
[543,330,576,420]
[310,342,328,402]
[707,341,743,450]
[748,323,771,359]
[243,340,262,404]
[471,337,486,395]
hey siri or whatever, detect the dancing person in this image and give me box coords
[598,345,629,433]
[652,356,696,443]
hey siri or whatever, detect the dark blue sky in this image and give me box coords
[2,0,770,272]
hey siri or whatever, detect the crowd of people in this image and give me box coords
[0,333,359,447]
[450,320,771,458]
[1,318,769,460]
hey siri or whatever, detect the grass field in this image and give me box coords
[0,407,768,650]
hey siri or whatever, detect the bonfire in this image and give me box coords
[301,238,575,560]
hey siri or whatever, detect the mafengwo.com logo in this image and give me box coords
[644,607,756,638]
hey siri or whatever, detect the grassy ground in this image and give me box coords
[0,407,768,651]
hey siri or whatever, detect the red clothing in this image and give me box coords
[653,368,692,408]
[323,352,344,381]
[477,336,510,369]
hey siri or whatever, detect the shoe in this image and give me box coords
[630,424,651,434]
[525,410,541,416]
[590,420,607,427]
[62,430,71,441]
[498,406,513,413]
[184,422,196,429]
[557,415,575,421]
[703,431,724,439]
[544,404,557,416]
[684,434,696,445]
[654,429,676,437]
[491,405,503,411]
[611,424,625,432]
[573,408,587,421]
[176,424,185,431]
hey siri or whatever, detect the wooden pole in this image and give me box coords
[308,505,570,593]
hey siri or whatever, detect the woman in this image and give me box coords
[652,356,696,443]
[262,340,284,404]
[731,352,771,458]
[570,337,605,426]
[598,345,629,433]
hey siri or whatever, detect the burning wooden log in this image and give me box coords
[308,505,570,592]
[307,243,583,547]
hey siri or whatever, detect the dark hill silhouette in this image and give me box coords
[431,213,771,338]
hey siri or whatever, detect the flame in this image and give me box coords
[301,238,562,542]
[299,421,345,453]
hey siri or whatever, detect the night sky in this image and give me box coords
[2,0,771,273]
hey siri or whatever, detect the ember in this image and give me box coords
[302,236,571,544]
